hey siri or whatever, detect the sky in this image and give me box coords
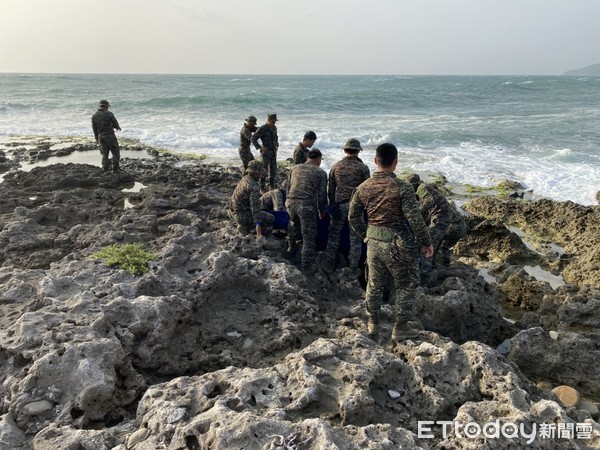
[1,0,599,75]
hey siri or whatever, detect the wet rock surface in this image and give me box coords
[0,137,598,449]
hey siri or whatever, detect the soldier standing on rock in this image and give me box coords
[229,160,275,238]
[323,138,370,274]
[349,143,433,341]
[286,149,328,274]
[252,113,279,191]
[239,115,258,171]
[292,131,317,165]
[91,100,121,172]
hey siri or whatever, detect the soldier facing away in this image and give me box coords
[323,138,371,274]
[91,100,121,172]
[251,113,279,191]
[239,115,258,170]
[292,131,317,165]
[285,148,328,273]
[349,143,433,341]
[229,160,275,238]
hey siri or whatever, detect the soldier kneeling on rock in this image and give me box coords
[229,160,275,239]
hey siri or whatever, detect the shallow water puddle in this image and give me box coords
[478,268,497,284]
[122,182,147,193]
[523,265,565,289]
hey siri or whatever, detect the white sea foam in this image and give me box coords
[1,74,599,205]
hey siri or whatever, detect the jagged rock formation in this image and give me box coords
[0,139,598,449]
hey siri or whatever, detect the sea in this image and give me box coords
[1,73,599,205]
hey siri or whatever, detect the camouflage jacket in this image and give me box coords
[230,175,262,222]
[286,162,328,214]
[328,155,371,204]
[251,124,278,155]
[239,124,257,150]
[260,188,286,211]
[349,171,431,246]
[292,142,309,165]
[415,183,451,225]
[91,109,120,140]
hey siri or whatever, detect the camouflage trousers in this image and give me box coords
[238,147,255,170]
[436,217,467,266]
[324,202,362,268]
[260,152,277,190]
[286,200,318,269]
[99,134,120,171]
[229,209,274,235]
[365,238,420,322]
[420,214,452,274]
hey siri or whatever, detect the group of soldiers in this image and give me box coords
[90,102,467,342]
[230,113,467,342]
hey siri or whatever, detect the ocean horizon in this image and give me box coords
[1,73,599,205]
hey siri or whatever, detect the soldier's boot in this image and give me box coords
[321,257,336,275]
[392,320,421,341]
[367,317,379,340]
[287,241,298,255]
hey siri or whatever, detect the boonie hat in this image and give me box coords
[246,115,257,124]
[99,100,110,108]
[246,160,265,174]
[267,113,278,122]
[343,138,362,152]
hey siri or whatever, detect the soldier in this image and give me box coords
[91,100,121,172]
[251,113,279,191]
[405,174,453,280]
[239,115,258,170]
[292,131,317,165]
[260,187,286,212]
[286,148,328,273]
[323,138,370,274]
[349,143,433,341]
[229,160,275,238]
[438,201,468,266]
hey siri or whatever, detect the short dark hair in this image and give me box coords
[308,148,322,159]
[376,143,398,168]
[304,131,317,141]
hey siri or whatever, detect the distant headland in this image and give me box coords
[564,63,600,76]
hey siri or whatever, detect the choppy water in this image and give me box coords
[1,73,599,205]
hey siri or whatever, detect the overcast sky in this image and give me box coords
[1,0,599,75]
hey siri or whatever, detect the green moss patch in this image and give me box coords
[90,243,155,276]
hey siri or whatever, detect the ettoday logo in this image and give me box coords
[417,420,594,444]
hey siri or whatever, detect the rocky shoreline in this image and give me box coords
[0,136,598,449]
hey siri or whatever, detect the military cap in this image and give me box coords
[342,138,362,152]
[267,113,278,122]
[99,99,110,108]
[246,115,257,124]
[405,173,422,187]
[246,160,265,174]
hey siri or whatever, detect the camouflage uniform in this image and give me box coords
[349,172,431,325]
[325,155,370,268]
[286,162,328,269]
[414,182,453,274]
[260,188,286,211]
[238,123,257,170]
[437,201,467,266]
[91,105,121,172]
[292,142,310,165]
[251,123,279,190]
[229,174,275,234]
